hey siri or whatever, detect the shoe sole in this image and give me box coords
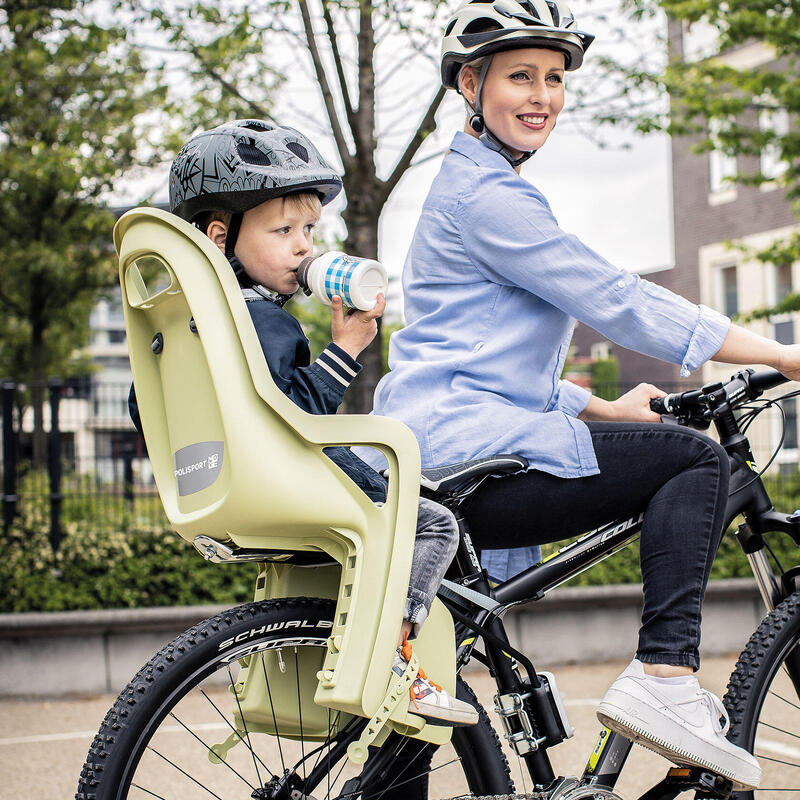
[597,701,759,791]
[413,704,480,727]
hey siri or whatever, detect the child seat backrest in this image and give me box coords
[114,207,422,718]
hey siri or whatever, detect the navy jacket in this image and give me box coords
[129,287,388,502]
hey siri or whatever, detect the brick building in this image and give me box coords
[572,23,798,395]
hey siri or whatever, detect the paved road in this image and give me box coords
[0,655,767,799]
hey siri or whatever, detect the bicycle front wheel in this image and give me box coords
[76,597,513,799]
[726,592,800,799]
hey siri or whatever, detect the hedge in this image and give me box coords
[3,472,800,612]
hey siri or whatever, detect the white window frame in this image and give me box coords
[716,261,739,317]
[708,118,738,201]
[759,96,789,183]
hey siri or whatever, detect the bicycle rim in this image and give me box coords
[77,598,512,799]
[726,592,800,800]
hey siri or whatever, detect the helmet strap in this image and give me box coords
[224,212,253,286]
[470,54,536,168]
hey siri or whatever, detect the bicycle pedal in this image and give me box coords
[663,767,733,798]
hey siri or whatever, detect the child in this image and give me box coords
[132,119,477,727]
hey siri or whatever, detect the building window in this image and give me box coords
[720,265,738,317]
[681,18,719,63]
[759,97,789,182]
[773,263,795,345]
[590,341,611,361]
[108,329,126,344]
[783,398,799,451]
[709,119,738,195]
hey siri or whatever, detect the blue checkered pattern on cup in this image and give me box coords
[322,256,355,306]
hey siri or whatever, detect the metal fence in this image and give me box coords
[1,379,165,548]
[2,376,799,552]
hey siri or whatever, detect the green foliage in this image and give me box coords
[0,2,177,385]
[601,0,800,300]
[591,357,621,401]
[0,476,255,612]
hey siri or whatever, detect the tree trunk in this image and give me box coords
[341,192,382,413]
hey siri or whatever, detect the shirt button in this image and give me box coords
[473,341,484,352]
[616,279,626,289]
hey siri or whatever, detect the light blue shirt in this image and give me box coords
[362,132,731,579]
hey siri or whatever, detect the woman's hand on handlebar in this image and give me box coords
[579,383,666,424]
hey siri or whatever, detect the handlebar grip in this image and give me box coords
[650,396,670,414]
[748,368,789,394]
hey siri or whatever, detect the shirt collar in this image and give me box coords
[448,130,516,172]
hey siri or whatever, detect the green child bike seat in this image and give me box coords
[114,208,455,744]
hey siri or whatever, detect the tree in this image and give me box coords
[0,0,176,463]
[597,0,800,314]
[139,0,450,411]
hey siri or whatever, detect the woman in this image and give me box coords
[368,0,800,788]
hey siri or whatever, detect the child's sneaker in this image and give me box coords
[596,659,761,790]
[393,635,479,727]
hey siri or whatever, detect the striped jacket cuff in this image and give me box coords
[314,343,361,388]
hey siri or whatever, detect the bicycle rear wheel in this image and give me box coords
[76,597,513,799]
[726,592,800,800]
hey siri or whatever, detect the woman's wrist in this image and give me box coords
[578,395,618,422]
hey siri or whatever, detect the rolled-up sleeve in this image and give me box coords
[459,169,732,376]
[553,380,592,417]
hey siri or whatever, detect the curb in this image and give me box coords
[0,579,764,696]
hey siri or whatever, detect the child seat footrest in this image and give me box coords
[346,651,421,764]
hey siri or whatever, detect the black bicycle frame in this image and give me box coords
[440,395,800,797]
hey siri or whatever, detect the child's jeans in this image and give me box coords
[404,497,459,636]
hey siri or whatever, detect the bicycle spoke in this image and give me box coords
[772,689,800,714]
[129,783,168,799]
[147,746,226,799]
[344,756,466,799]
[166,712,259,790]
[199,688,272,776]
[295,647,306,784]
[227,664,265,788]
[755,753,800,771]
[760,720,800,742]
[373,737,424,800]
[261,653,286,773]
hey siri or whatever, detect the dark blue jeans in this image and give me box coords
[462,421,731,670]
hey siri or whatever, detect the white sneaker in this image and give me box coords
[596,660,761,790]
[393,637,479,727]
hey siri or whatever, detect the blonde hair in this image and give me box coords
[194,191,322,237]
[281,190,322,219]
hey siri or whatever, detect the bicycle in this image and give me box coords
[77,366,800,800]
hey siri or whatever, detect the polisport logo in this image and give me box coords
[218,619,334,650]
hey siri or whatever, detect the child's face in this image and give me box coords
[234,196,319,294]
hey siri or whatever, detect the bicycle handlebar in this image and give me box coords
[649,368,790,426]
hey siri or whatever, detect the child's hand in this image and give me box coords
[331,293,386,360]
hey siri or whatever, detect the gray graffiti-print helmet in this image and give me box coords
[169,119,343,222]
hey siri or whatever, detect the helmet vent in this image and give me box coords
[236,142,273,166]
[444,18,457,36]
[463,19,502,34]
[286,141,310,163]
[519,0,543,20]
[240,120,273,131]
[545,1,560,25]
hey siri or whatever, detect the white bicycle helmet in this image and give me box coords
[441,0,594,165]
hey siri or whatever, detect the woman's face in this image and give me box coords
[461,47,566,159]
